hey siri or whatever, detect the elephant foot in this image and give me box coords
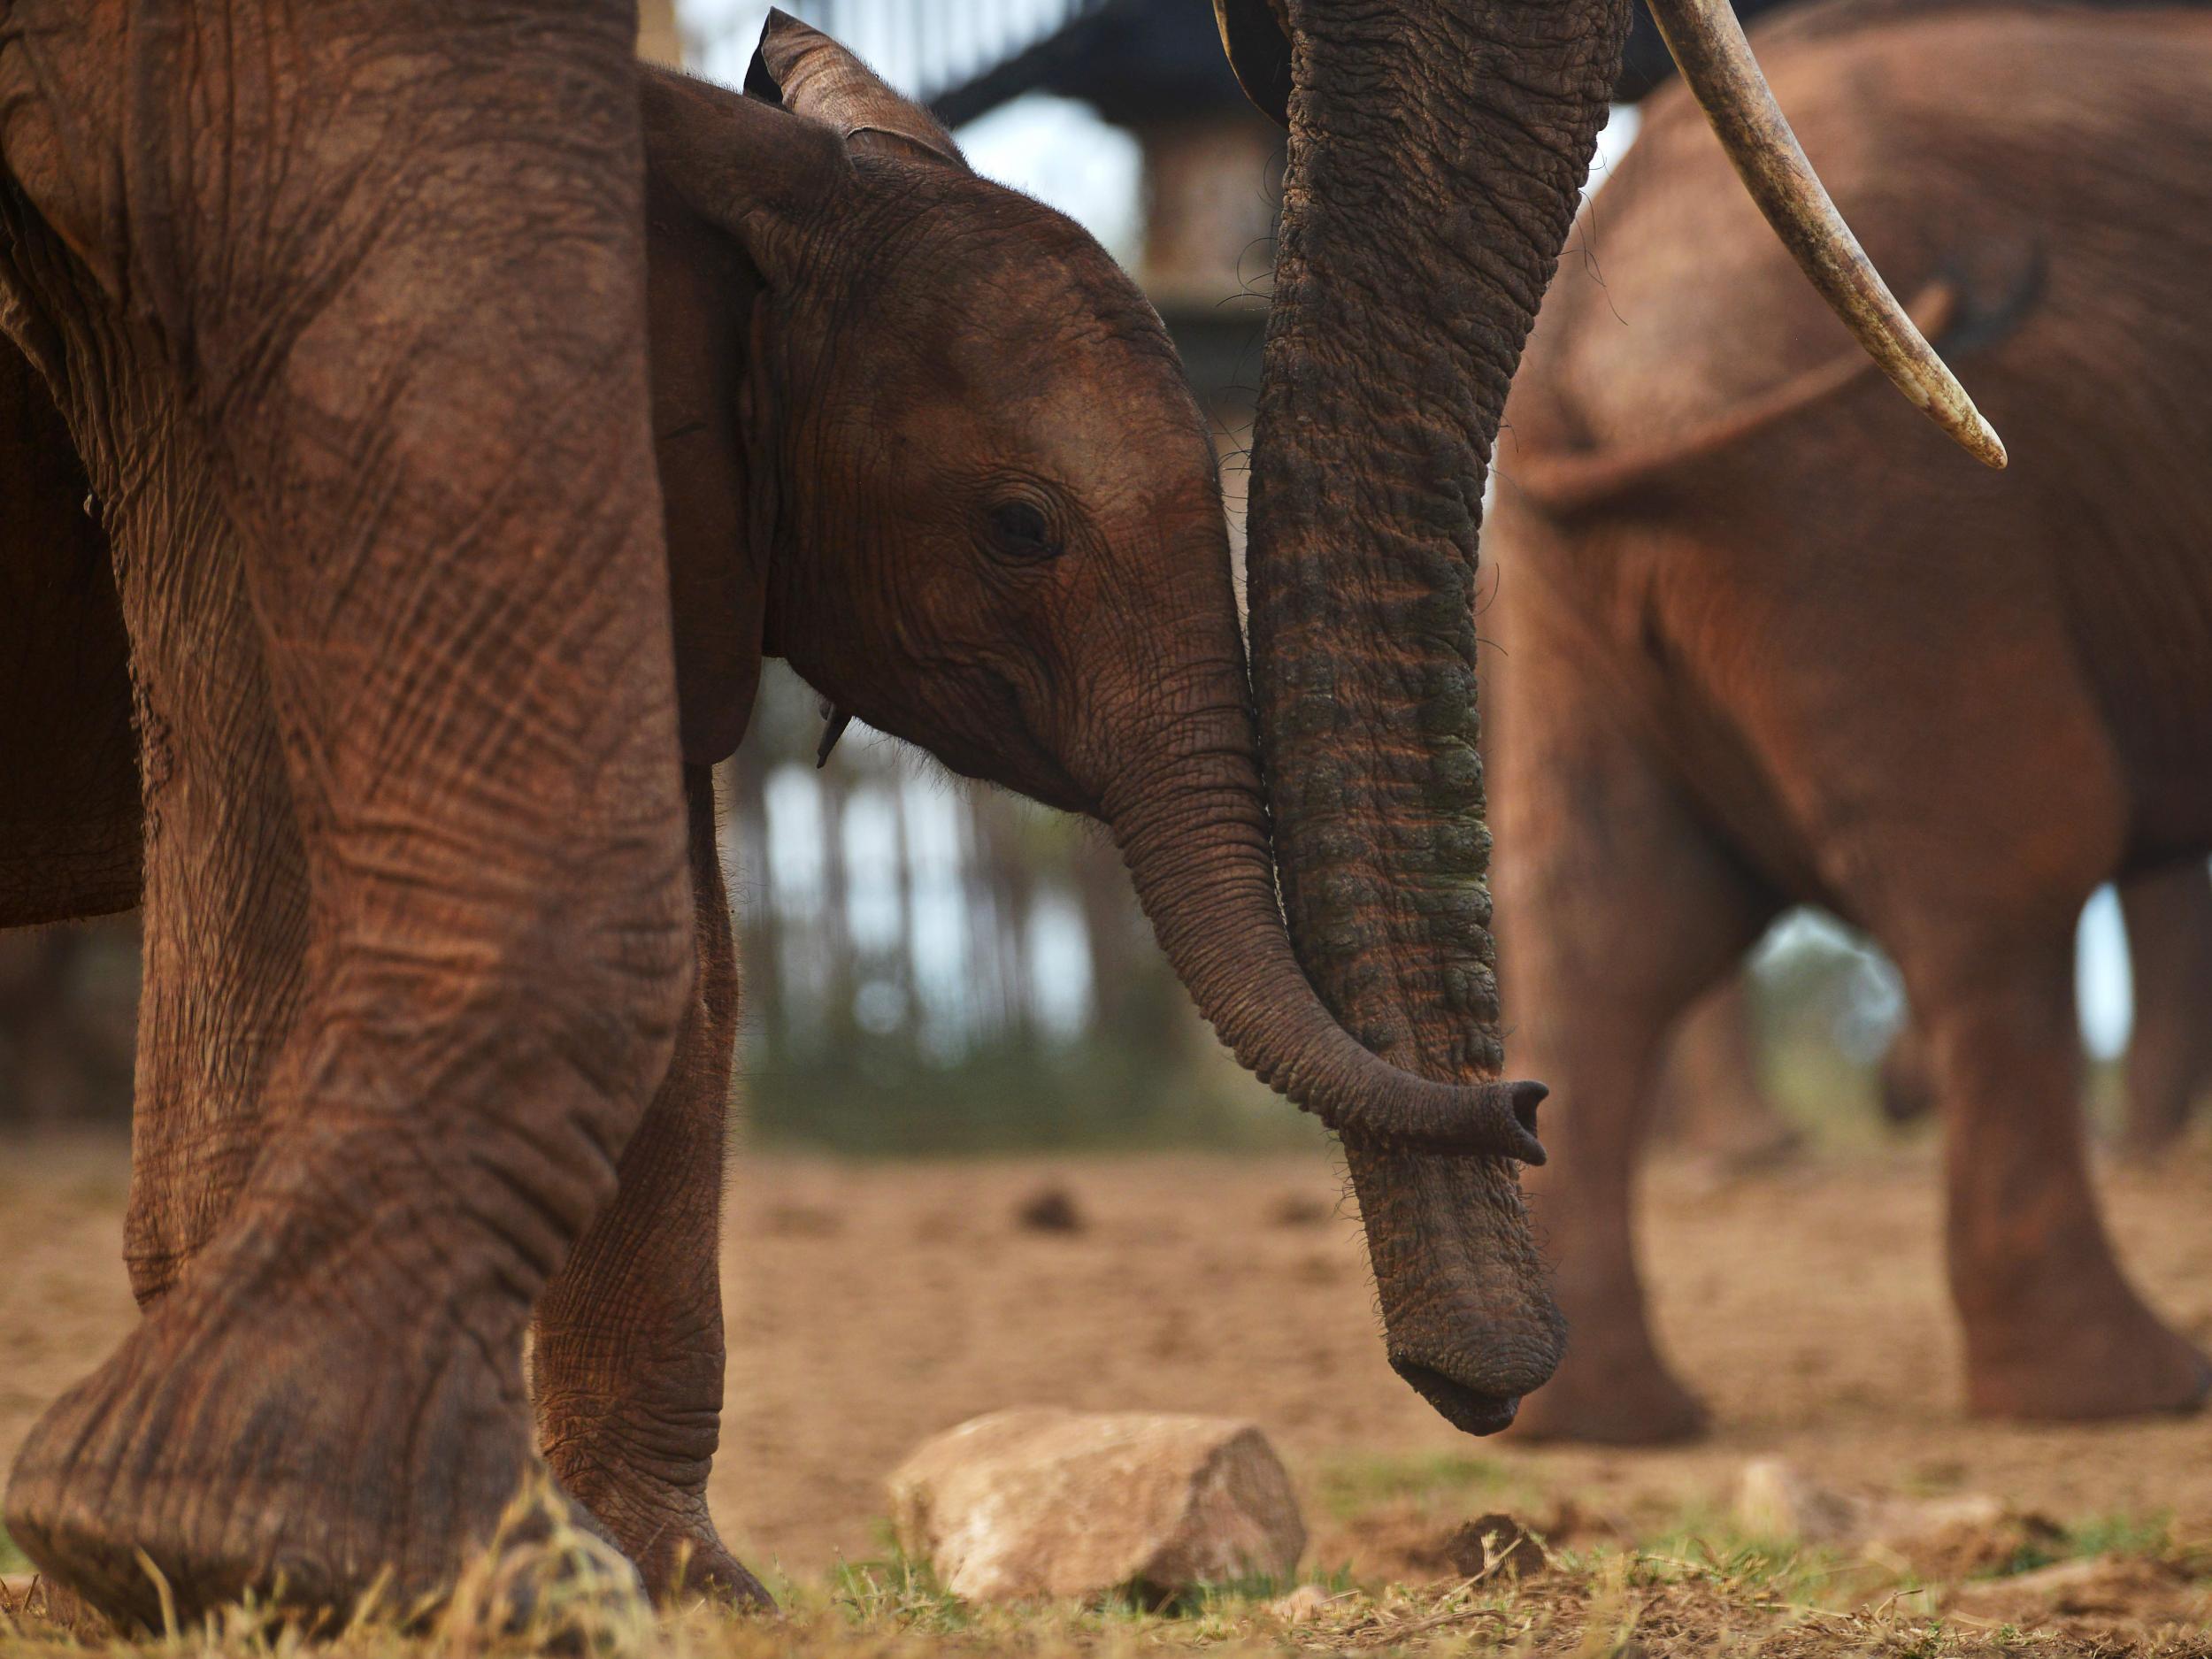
[562,1479,772,1610]
[3,1283,629,1632]
[1963,1287,2212,1422]
[1508,1327,1709,1445]
[539,1429,772,1610]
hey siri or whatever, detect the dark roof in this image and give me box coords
[929,0,1248,129]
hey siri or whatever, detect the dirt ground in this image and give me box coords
[4,1129,2211,1627]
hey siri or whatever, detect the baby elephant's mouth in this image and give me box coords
[1390,1358,1521,1436]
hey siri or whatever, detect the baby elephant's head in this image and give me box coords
[643,14,1235,822]
[641,11,1548,1240]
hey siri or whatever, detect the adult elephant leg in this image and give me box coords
[3,3,689,1625]
[2117,864,2212,1156]
[1907,937,2211,1418]
[1495,651,1777,1443]
[533,770,769,1609]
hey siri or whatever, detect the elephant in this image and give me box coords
[1486,0,2212,1443]
[0,0,1992,1627]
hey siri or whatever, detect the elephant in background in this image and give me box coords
[1,0,1994,1625]
[1488,0,2212,1442]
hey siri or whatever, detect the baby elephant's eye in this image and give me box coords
[986,498,1064,562]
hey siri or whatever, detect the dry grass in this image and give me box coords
[4,1495,2208,1658]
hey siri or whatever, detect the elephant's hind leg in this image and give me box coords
[1910,936,2212,1420]
[534,771,770,1609]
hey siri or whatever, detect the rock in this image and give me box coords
[1733,1458,2026,1563]
[1014,1187,1084,1233]
[1438,1513,1551,1579]
[887,1408,1306,1602]
[1946,1555,2208,1628]
[1735,1458,1874,1544]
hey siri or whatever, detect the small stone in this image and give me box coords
[1439,1512,1550,1579]
[1735,1458,1871,1544]
[1014,1187,1084,1233]
[887,1407,1306,1602]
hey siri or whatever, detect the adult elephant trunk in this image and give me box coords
[1233,0,1643,1430]
[1217,0,2002,1435]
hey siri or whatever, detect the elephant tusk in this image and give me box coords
[815,703,853,768]
[1646,0,2006,469]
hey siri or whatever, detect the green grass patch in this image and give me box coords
[827,1549,971,1633]
[0,1527,25,1575]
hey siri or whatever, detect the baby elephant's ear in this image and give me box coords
[747,8,970,171]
